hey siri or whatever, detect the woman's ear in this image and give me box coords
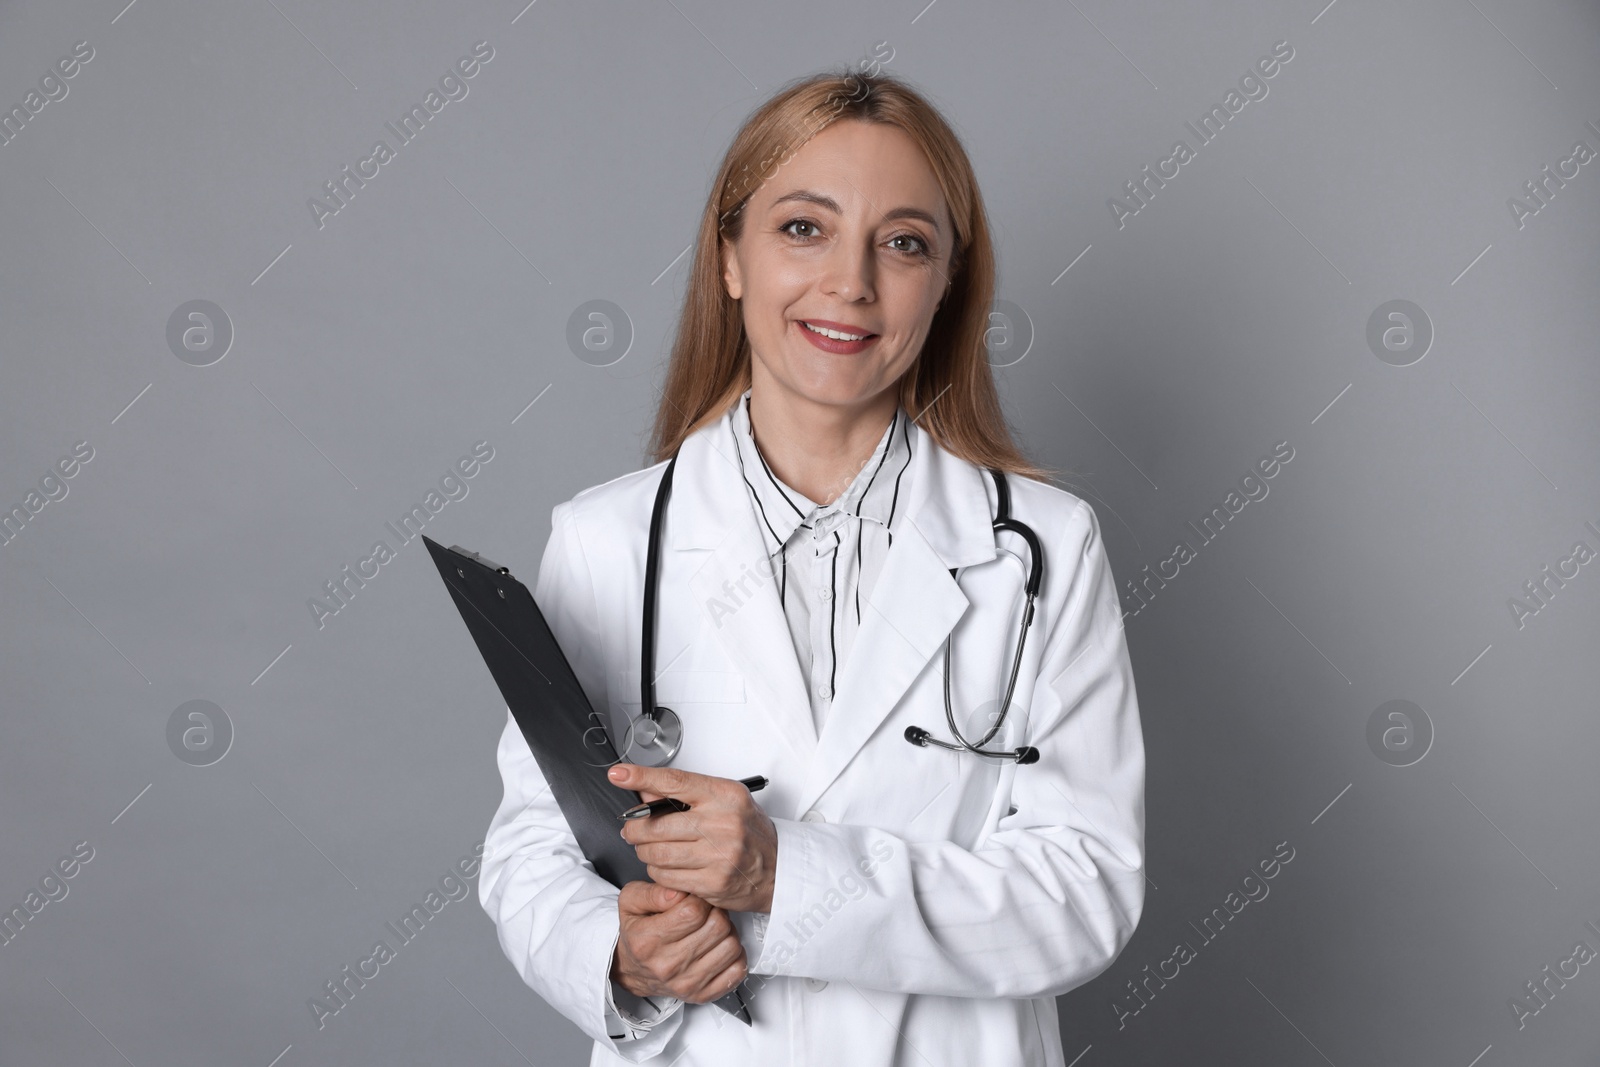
[720,240,744,300]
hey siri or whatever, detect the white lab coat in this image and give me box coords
[478,410,1146,1067]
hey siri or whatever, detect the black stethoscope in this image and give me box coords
[629,450,1044,768]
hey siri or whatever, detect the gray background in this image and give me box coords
[2,0,1597,1063]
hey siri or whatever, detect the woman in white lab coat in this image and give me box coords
[479,69,1146,1067]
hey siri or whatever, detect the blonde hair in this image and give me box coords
[648,69,1051,481]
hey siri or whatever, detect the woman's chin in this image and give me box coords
[782,378,887,412]
[767,356,900,409]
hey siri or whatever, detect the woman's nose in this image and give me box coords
[819,242,875,301]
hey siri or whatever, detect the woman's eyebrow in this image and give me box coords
[770,189,942,232]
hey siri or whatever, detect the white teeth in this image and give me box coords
[802,321,868,342]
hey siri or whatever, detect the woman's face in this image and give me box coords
[721,119,954,414]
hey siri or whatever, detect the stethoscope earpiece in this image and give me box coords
[901,723,1040,764]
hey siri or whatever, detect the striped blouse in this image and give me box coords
[726,388,915,734]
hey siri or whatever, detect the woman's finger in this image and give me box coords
[687,948,749,1004]
[672,925,745,999]
[610,763,717,803]
[633,840,708,869]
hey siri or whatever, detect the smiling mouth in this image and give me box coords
[800,321,876,342]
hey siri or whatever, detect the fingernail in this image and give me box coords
[608,766,625,781]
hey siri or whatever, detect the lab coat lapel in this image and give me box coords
[674,418,820,765]
[792,421,998,817]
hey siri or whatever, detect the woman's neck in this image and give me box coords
[746,378,899,505]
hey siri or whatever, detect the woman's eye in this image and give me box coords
[780,219,928,257]
[888,233,930,257]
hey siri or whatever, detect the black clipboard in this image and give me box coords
[422,536,752,1025]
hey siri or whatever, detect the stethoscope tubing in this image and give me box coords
[640,453,677,723]
[639,448,1043,766]
[629,452,684,767]
[920,474,1043,764]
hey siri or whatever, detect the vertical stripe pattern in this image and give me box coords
[727,389,914,734]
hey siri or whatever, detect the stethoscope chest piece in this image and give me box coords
[625,706,683,767]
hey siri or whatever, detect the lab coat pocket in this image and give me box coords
[617,669,747,706]
[613,669,752,775]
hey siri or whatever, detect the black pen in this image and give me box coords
[619,775,768,820]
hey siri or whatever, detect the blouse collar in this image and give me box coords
[726,388,914,555]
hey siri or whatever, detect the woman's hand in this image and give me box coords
[612,763,778,913]
[612,881,747,1003]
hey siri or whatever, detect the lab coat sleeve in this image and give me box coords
[749,498,1146,999]
[605,965,683,1037]
[478,500,685,1058]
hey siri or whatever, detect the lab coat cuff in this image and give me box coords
[586,919,685,1059]
[603,960,684,1039]
[749,818,887,977]
[733,907,770,964]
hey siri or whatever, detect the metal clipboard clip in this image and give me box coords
[447,545,510,575]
